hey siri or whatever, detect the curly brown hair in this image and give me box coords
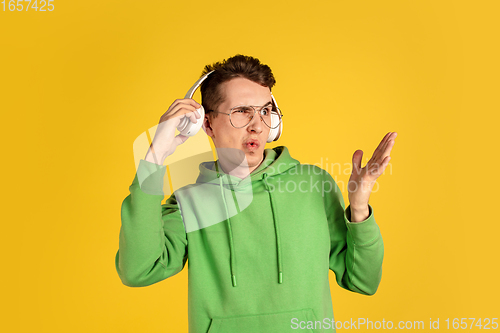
[200,54,276,118]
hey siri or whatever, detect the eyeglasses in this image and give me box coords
[208,104,283,129]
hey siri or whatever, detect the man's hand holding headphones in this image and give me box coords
[144,98,202,165]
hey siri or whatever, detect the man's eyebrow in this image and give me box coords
[234,101,273,108]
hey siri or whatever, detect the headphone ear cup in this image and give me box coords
[182,70,213,136]
[178,106,205,137]
[266,113,282,143]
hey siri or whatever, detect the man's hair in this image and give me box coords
[200,54,276,118]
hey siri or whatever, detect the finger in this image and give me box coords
[379,132,398,160]
[373,131,398,163]
[164,99,201,118]
[371,132,393,161]
[170,98,202,110]
[165,103,198,120]
[172,133,189,147]
[174,98,202,111]
[382,135,397,157]
[186,110,201,124]
[375,155,391,176]
[167,99,187,112]
[188,98,202,109]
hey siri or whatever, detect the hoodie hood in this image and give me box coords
[195,146,300,287]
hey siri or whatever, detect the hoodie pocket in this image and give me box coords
[207,308,319,333]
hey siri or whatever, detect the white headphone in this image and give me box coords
[177,71,283,143]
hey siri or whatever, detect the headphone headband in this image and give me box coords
[185,70,215,99]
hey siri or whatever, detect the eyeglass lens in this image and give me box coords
[230,105,281,129]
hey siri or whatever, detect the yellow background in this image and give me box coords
[1,0,498,332]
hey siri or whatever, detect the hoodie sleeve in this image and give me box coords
[323,171,384,296]
[115,159,188,287]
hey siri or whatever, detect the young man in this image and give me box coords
[115,54,397,333]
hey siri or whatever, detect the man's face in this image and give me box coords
[203,77,272,174]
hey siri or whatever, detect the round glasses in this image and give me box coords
[208,104,283,129]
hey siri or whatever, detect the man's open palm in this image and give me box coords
[348,132,398,209]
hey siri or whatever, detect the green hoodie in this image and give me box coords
[115,146,383,333]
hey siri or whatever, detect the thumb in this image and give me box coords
[173,134,189,147]
[352,150,363,176]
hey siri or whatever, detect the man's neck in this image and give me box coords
[217,156,264,179]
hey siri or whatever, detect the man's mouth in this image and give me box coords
[244,139,260,151]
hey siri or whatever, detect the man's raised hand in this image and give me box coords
[145,98,202,165]
[347,131,398,215]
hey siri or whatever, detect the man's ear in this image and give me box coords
[202,114,214,137]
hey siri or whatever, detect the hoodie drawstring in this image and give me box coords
[263,173,283,284]
[218,173,237,287]
[217,170,283,287]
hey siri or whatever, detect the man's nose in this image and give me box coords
[247,112,264,132]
